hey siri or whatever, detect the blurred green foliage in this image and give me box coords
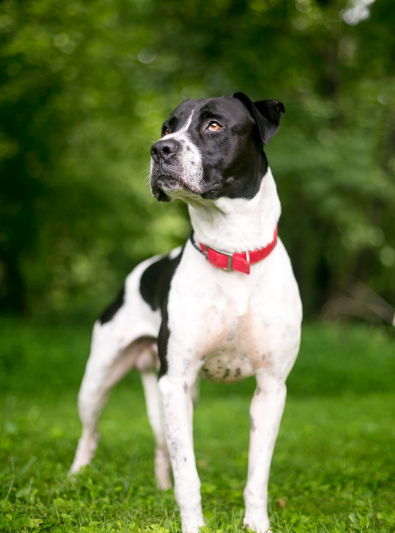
[1,318,394,397]
[0,0,394,322]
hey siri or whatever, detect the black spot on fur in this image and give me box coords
[140,251,183,311]
[140,248,184,377]
[157,302,171,378]
[99,283,125,324]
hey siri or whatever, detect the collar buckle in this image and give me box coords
[206,245,233,271]
[221,250,233,272]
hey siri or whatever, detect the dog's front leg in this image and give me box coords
[243,369,287,533]
[159,373,205,533]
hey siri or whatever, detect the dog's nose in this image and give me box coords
[151,139,180,163]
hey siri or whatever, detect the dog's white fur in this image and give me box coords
[70,164,302,533]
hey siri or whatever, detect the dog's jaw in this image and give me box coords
[153,174,204,202]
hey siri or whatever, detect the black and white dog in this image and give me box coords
[70,93,302,533]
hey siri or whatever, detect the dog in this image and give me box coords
[70,93,302,533]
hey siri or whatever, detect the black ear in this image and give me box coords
[233,92,285,145]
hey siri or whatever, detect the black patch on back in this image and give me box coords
[99,283,125,324]
[140,250,183,311]
[140,248,184,377]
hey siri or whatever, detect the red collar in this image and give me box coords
[191,226,278,275]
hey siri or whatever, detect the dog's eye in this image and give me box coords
[208,122,222,131]
[163,128,170,136]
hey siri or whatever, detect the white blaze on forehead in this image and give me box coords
[153,109,203,192]
[164,108,195,139]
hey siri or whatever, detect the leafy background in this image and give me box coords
[0,0,394,323]
[1,4,395,530]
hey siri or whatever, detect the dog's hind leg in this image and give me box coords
[69,318,157,475]
[140,370,171,489]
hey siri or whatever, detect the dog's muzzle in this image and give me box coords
[151,174,184,202]
[150,138,183,202]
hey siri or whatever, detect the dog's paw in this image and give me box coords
[157,476,172,490]
[243,515,271,533]
[68,461,85,477]
[181,520,205,533]
[181,511,205,533]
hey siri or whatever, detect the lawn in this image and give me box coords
[0,320,394,532]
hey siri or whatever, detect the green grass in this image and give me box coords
[0,320,394,532]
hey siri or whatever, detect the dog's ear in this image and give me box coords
[233,92,285,145]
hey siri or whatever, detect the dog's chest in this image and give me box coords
[190,288,272,383]
[167,241,301,385]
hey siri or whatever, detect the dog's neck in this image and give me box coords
[188,168,281,253]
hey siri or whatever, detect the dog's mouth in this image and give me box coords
[152,174,200,202]
[151,174,181,203]
[158,174,183,190]
[152,174,222,203]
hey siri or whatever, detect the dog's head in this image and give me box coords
[150,93,284,203]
